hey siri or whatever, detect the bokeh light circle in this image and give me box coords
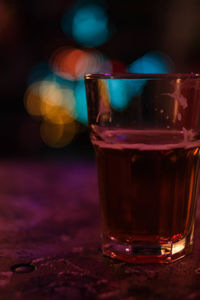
[61,4,111,47]
[40,120,77,148]
[128,51,173,74]
[50,46,112,81]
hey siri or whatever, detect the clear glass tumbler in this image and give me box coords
[85,73,200,263]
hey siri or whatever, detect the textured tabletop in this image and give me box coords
[0,158,200,300]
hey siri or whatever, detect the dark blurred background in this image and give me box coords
[1,0,200,158]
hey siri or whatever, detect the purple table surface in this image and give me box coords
[0,158,200,300]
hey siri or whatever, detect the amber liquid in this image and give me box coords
[93,130,200,245]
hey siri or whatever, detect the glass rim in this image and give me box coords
[84,72,200,80]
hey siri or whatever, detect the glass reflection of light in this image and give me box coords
[172,78,180,123]
[171,239,185,255]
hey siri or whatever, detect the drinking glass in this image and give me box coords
[85,73,200,263]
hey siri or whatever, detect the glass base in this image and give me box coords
[102,234,193,263]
